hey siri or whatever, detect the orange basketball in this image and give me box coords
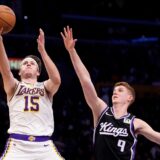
[0,5,16,34]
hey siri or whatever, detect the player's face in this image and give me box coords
[112,85,132,105]
[19,58,40,78]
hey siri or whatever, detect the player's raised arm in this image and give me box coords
[0,28,18,100]
[134,118,160,144]
[61,26,106,125]
[37,28,61,97]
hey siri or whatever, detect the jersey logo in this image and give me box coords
[123,118,131,124]
[28,136,36,141]
[99,122,128,137]
[105,112,113,116]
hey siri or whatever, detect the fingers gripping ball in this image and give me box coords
[0,5,16,34]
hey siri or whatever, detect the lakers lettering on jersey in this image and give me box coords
[93,107,137,160]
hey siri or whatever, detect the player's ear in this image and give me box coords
[128,94,133,103]
[37,70,40,76]
[18,70,21,76]
[0,27,3,34]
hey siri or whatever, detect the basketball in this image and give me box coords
[0,5,16,34]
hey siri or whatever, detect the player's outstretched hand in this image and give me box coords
[37,28,46,54]
[61,26,77,52]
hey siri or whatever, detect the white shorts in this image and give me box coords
[0,138,65,160]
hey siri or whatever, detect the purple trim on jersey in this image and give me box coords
[130,116,137,160]
[93,106,109,144]
[8,81,20,102]
[10,133,50,142]
[43,82,53,102]
[130,116,137,139]
[111,107,130,119]
[96,106,109,128]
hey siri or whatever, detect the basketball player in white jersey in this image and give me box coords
[61,26,160,160]
[0,28,64,160]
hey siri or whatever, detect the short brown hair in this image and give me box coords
[24,55,42,74]
[114,82,135,104]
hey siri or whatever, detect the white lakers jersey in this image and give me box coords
[7,81,54,136]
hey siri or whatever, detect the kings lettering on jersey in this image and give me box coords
[99,122,128,137]
[16,85,45,96]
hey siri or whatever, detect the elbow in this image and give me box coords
[80,76,91,85]
[54,76,61,86]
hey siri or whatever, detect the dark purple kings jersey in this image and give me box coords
[93,107,137,160]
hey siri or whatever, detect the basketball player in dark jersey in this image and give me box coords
[61,26,160,160]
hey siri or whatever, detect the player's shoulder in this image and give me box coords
[133,118,147,132]
[133,117,144,124]
[36,81,44,85]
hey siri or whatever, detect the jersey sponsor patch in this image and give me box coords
[123,118,131,124]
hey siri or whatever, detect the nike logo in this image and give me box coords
[105,113,112,116]
[44,144,49,147]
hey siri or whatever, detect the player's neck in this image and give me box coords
[112,104,128,118]
[21,78,37,85]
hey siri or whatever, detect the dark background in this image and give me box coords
[0,0,160,159]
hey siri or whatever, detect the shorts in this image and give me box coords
[0,137,65,160]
